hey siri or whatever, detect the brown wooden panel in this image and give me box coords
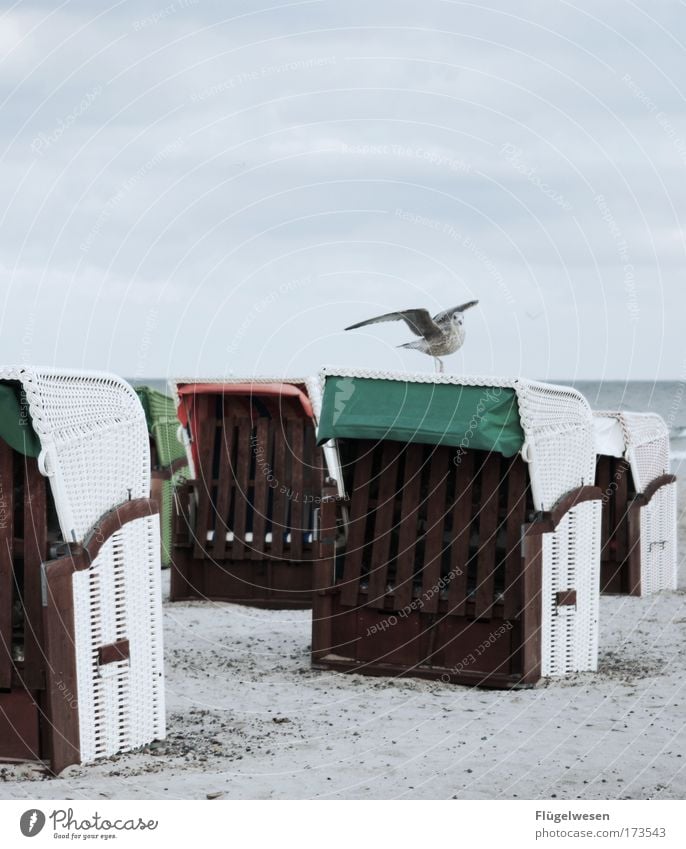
[271,422,287,558]
[0,690,41,762]
[0,444,14,690]
[211,414,235,561]
[366,443,400,608]
[393,444,423,610]
[614,460,630,564]
[597,456,612,561]
[503,457,528,619]
[289,418,305,561]
[251,418,270,557]
[193,417,216,560]
[447,450,474,616]
[474,453,501,620]
[340,447,374,607]
[22,459,47,690]
[421,451,449,615]
[98,639,130,665]
[230,419,252,561]
[44,567,80,774]
[520,527,543,686]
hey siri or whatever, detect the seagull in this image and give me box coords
[345,301,478,372]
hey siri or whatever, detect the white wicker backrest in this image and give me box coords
[593,411,670,492]
[0,366,149,543]
[317,368,595,511]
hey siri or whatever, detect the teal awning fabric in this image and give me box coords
[0,382,42,457]
[134,386,187,468]
[317,376,525,457]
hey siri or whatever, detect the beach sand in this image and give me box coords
[2,467,685,801]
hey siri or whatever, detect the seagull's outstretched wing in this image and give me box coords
[345,308,438,337]
[432,300,479,323]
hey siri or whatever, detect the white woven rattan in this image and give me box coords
[0,366,150,543]
[594,411,676,595]
[72,513,166,763]
[541,500,601,676]
[0,365,165,762]
[319,368,601,682]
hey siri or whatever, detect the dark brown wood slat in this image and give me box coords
[474,452,501,620]
[340,446,374,607]
[22,458,47,690]
[421,449,450,615]
[289,418,305,560]
[520,526,543,685]
[366,442,400,608]
[251,418,270,556]
[230,418,252,560]
[597,456,611,562]
[193,416,216,560]
[447,449,474,615]
[614,460,630,564]
[0,443,14,689]
[210,414,235,561]
[503,457,528,619]
[271,419,287,558]
[393,444,424,610]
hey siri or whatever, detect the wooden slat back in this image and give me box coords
[420,453,450,615]
[0,441,14,689]
[21,458,47,690]
[190,393,323,563]
[337,440,532,621]
[366,442,401,606]
[392,443,424,610]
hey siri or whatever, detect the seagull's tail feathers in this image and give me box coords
[398,340,425,352]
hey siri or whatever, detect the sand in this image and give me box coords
[1,466,685,801]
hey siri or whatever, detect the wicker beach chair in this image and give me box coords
[312,369,603,688]
[135,386,190,567]
[594,411,677,596]
[169,377,336,608]
[0,367,165,773]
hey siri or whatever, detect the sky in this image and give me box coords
[0,0,685,380]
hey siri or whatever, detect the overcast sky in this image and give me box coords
[0,0,684,380]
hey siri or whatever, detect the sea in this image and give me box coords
[134,378,686,461]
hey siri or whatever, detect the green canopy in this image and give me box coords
[135,386,187,468]
[0,382,42,458]
[317,376,524,457]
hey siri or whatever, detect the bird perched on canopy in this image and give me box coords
[344,300,478,372]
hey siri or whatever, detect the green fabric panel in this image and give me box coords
[135,386,187,468]
[317,376,524,457]
[0,382,42,458]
